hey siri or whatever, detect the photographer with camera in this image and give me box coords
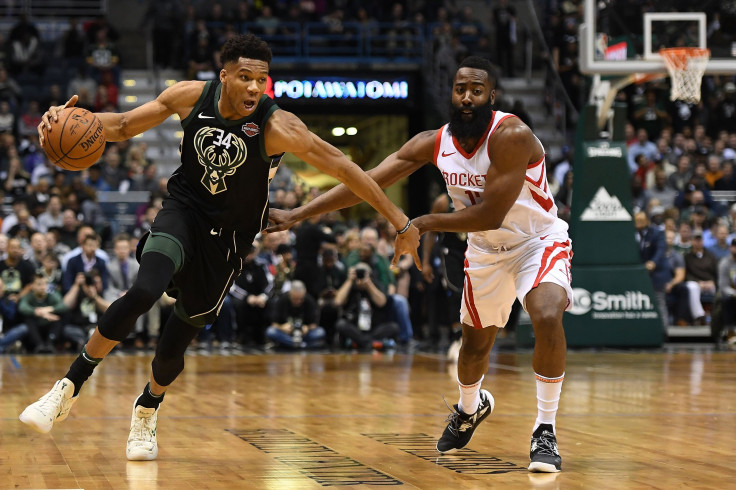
[265,280,324,349]
[334,262,398,351]
[61,233,109,294]
[63,270,111,345]
[313,246,347,348]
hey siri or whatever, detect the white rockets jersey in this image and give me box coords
[433,110,567,252]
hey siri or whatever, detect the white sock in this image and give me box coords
[534,372,564,433]
[458,375,484,414]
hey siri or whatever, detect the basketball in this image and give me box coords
[43,107,106,171]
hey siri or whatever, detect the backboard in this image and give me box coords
[579,0,736,76]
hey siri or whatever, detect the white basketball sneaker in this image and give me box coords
[126,403,159,461]
[19,378,78,433]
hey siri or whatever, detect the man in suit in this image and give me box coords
[107,233,138,297]
[62,233,109,293]
[634,211,668,331]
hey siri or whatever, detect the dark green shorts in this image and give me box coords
[137,198,257,326]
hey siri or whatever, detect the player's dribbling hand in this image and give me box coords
[392,223,421,271]
[37,95,78,148]
[263,208,298,234]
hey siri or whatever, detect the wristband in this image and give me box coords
[397,219,412,235]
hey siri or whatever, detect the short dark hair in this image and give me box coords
[458,56,497,88]
[221,33,272,66]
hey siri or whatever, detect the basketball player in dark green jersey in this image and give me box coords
[20,34,421,461]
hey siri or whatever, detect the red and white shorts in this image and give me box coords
[460,229,573,329]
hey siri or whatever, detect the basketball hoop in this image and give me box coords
[659,47,711,104]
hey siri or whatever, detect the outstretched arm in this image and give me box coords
[266,129,436,231]
[265,110,432,267]
[412,119,535,234]
[37,81,206,146]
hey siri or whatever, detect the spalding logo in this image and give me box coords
[80,123,103,151]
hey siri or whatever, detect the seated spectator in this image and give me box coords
[67,66,97,100]
[107,233,137,296]
[668,154,693,192]
[39,252,63,295]
[716,238,736,345]
[61,225,109,270]
[272,243,295,296]
[37,195,64,233]
[344,228,413,343]
[229,244,270,347]
[663,229,687,327]
[7,206,37,241]
[628,128,659,174]
[62,269,109,344]
[648,168,677,209]
[57,210,81,251]
[632,90,670,142]
[708,223,731,261]
[84,165,111,192]
[18,99,42,138]
[335,263,398,351]
[0,237,35,300]
[313,246,346,347]
[86,26,120,85]
[0,277,24,353]
[714,161,736,190]
[62,233,109,293]
[3,155,31,199]
[24,231,47,270]
[266,280,324,349]
[0,100,16,134]
[45,230,71,259]
[8,17,43,75]
[100,147,128,191]
[704,155,723,189]
[683,230,718,325]
[293,214,332,298]
[0,66,22,109]
[18,273,69,353]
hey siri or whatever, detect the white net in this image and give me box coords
[660,48,710,104]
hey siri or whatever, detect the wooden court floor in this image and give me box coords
[1,348,734,489]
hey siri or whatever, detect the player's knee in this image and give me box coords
[530,310,563,331]
[126,282,165,312]
[459,340,491,363]
[151,354,184,387]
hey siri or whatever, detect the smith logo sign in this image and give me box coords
[569,287,658,320]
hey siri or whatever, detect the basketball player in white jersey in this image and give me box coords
[265,56,571,473]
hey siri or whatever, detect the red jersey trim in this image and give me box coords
[485,114,518,161]
[532,240,571,289]
[451,111,495,159]
[432,126,445,166]
[528,154,545,168]
[463,257,483,329]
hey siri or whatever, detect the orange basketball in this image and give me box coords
[43,107,106,171]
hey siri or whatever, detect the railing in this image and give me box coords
[1,0,106,16]
[527,0,580,133]
[220,21,426,62]
[97,191,150,236]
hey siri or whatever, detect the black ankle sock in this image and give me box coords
[135,382,165,409]
[64,347,103,396]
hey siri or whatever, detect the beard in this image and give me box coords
[448,101,493,141]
